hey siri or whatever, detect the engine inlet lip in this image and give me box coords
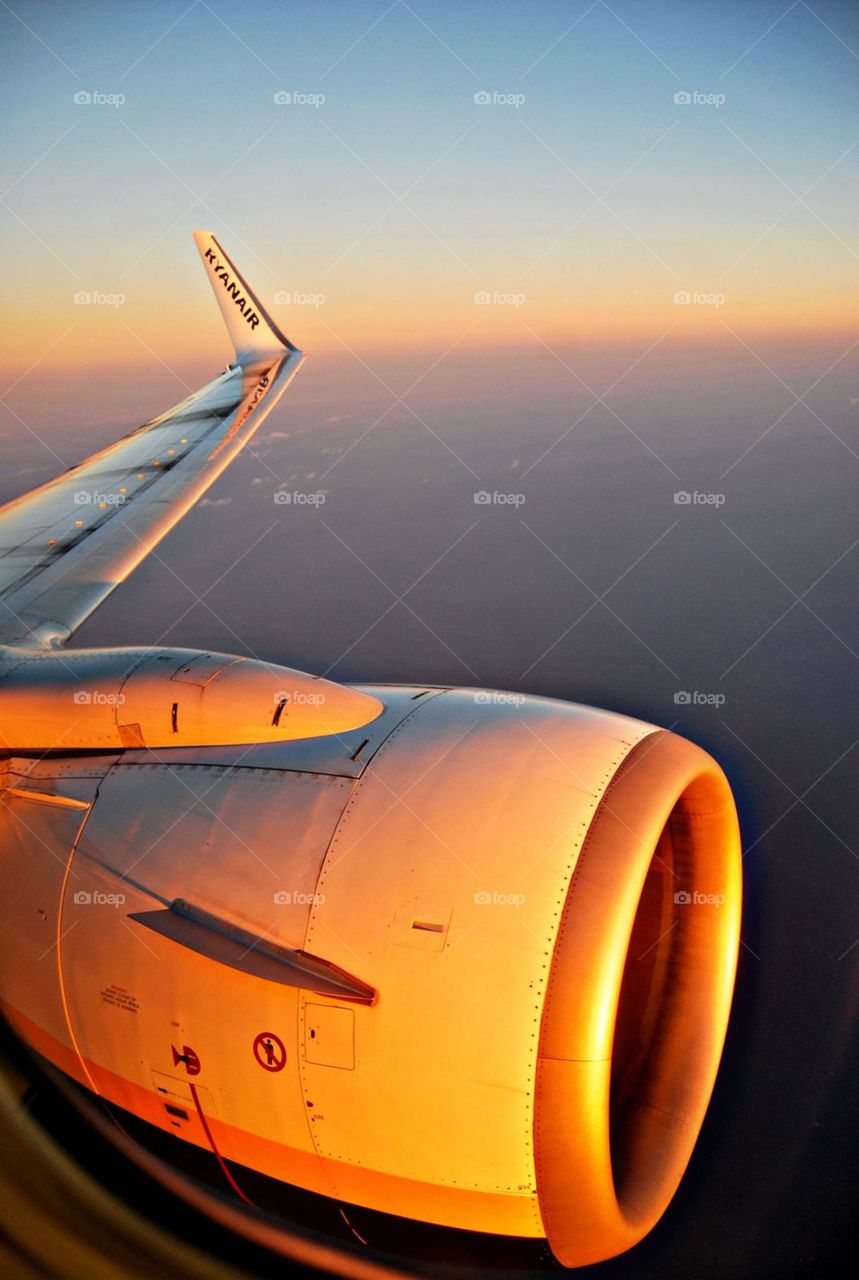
[533,729,742,1268]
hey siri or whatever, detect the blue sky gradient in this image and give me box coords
[1,0,857,368]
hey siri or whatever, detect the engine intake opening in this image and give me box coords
[610,816,677,1180]
[534,731,741,1267]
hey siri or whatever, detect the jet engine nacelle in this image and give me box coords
[0,685,741,1267]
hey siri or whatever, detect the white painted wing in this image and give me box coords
[0,234,304,647]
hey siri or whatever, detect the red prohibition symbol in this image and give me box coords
[253,1031,286,1072]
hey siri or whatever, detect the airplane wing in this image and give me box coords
[0,232,304,648]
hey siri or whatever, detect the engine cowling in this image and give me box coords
[0,684,740,1266]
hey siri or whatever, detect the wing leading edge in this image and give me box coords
[0,234,303,648]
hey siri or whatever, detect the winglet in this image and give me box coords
[193,230,299,365]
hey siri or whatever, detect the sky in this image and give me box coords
[0,0,857,380]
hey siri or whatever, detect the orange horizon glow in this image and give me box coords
[3,290,857,380]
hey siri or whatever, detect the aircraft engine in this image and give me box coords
[0,684,741,1266]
